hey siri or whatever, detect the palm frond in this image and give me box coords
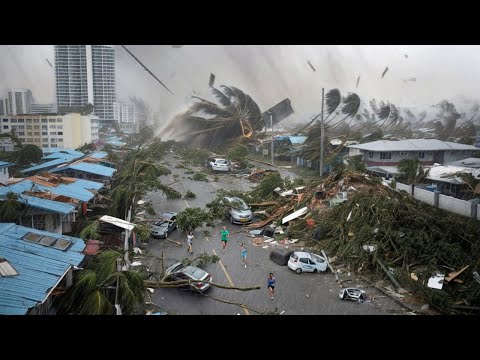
[325,89,341,116]
[341,93,361,118]
[211,87,232,107]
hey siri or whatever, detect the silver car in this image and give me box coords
[222,196,254,224]
[151,212,177,238]
[165,263,212,293]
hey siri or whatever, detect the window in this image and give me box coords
[51,144,57,148]
[418,152,425,159]
[33,119,39,123]
[26,119,32,123]
[0,259,19,277]
[3,125,8,129]
[34,138,40,142]
[41,119,48,123]
[380,152,392,160]
[400,152,408,158]
[368,152,374,158]
[10,119,17,123]
[2,119,8,122]
[42,132,48,136]
[34,132,40,136]
[21,232,72,251]
[34,125,39,130]
[18,125,24,130]
[17,119,24,123]
[49,119,55,123]
[42,138,48,142]
[56,119,63,123]
[50,132,57,135]
[49,125,56,129]
[58,138,63,142]
[11,126,17,130]
[42,125,47,129]
[26,138,33,142]
[26,125,32,130]
[18,132,25,136]
[58,132,63,135]
[27,132,32,136]
[57,125,63,129]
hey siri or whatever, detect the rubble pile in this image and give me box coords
[318,187,480,314]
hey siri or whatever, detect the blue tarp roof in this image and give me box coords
[0,192,75,214]
[0,223,85,315]
[21,158,72,174]
[0,178,103,202]
[50,162,116,177]
[42,152,82,161]
[0,161,13,168]
[88,151,108,159]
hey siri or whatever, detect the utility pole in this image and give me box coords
[269,112,274,165]
[320,88,325,177]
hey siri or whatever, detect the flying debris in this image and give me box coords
[404,54,408,58]
[307,61,316,72]
[263,99,295,127]
[45,58,53,68]
[356,76,360,89]
[171,45,183,48]
[402,77,416,83]
[209,73,216,87]
[121,45,173,94]
[381,67,389,79]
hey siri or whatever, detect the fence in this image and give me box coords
[395,182,480,220]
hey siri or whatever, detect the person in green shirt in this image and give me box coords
[220,225,229,253]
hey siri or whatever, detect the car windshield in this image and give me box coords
[216,160,228,165]
[154,221,168,227]
[231,199,249,210]
[311,254,324,263]
[184,266,207,279]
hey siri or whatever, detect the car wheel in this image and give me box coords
[165,231,168,239]
[296,268,302,274]
[230,215,234,224]
[313,269,318,273]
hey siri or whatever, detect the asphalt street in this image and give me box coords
[144,153,406,315]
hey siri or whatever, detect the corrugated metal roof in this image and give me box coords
[0,178,103,202]
[348,139,479,152]
[0,223,85,315]
[426,165,480,184]
[51,162,116,177]
[41,153,79,161]
[288,136,307,144]
[0,161,13,168]
[21,158,71,174]
[89,151,108,159]
[0,187,76,214]
[446,158,480,168]
[42,148,84,157]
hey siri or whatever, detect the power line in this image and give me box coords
[120,45,173,95]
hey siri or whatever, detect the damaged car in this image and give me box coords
[339,288,366,301]
[288,251,328,274]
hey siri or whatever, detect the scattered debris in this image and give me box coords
[307,60,316,72]
[282,207,308,224]
[421,304,429,311]
[445,265,469,282]
[167,239,182,247]
[147,288,155,293]
[427,273,445,290]
[356,75,360,88]
[410,273,419,281]
[339,288,366,301]
[472,271,480,285]
[362,245,376,253]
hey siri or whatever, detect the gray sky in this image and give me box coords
[1,45,479,125]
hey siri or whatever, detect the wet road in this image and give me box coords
[144,154,406,315]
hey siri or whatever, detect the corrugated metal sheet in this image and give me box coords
[0,190,76,214]
[51,162,116,177]
[21,158,71,174]
[0,223,85,315]
[0,178,103,203]
[289,136,307,145]
[0,260,18,276]
[88,151,108,159]
[0,161,13,168]
[348,139,479,152]
[41,153,78,161]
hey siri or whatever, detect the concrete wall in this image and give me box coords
[395,181,478,220]
[438,194,472,217]
[413,187,435,206]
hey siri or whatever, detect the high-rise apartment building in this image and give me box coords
[2,89,33,115]
[54,45,116,125]
[113,101,139,133]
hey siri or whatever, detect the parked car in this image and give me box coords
[339,288,366,301]
[222,196,254,224]
[209,158,231,172]
[151,212,178,238]
[164,262,212,293]
[287,251,328,274]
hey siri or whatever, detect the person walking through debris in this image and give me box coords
[187,231,194,253]
[220,225,229,253]
[240,243,248,268]
[267,273,276,300]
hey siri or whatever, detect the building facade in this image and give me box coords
[1,89,33,115]
[30,103,57,114]
[113,101,139,133]
[54,45,116,125]
[0,113,97,151]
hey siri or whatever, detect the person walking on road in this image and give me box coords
[267,273,276,300]
[187,231,194,253]
[220,225,229,253]
[240,243,248,268]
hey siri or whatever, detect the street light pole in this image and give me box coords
[320,88,325,177]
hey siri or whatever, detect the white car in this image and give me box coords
[209,158,231,172]
[288,251,328,274]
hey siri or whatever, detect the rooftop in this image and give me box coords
[348,139,479,152]
[50,162,116,178]
[0,223,85,315]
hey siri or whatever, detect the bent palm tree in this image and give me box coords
[168,85,263,149]
[398,158,430,185]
